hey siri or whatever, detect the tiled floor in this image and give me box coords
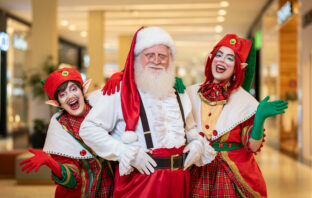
[0,146,311,198]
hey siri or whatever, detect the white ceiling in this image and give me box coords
[0,0,267,68]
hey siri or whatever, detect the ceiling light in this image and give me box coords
[217,16,225,22]
[61,20,69,26]
[80,31,87,37]
[215,25,223,33]
[218,9,227,15]
[220,1,229,7]
[69,25,76,31]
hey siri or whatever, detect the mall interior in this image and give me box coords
[0,0,312,197]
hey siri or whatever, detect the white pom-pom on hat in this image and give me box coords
[121,131,138,144]
[134,27,176,60]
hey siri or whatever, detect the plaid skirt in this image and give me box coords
[190,155,254,198]
[96,161,114,198]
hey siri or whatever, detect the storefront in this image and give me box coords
[250,0,299,158]
[0,10,86,144]
[299,0,312,165]
[6,17,31,138]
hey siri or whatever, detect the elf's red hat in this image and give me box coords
[120,26,176,143]
[213,34,252,63]
[44,68,83,100]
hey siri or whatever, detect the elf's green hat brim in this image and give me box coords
[241,39,256,92]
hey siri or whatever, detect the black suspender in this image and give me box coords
[174,91,186,128]
[139,91,186,149]
[139,94,154,149]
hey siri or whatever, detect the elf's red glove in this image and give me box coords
[19,148,62,178]
[102,72,123,95]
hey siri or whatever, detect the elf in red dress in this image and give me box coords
[187,34,288,197]
[20,67,114,198]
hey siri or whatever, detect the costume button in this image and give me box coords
[205,125,209,129]
[80,149,86,156]
[208,113,212,117]
[213,130,218,136]
[199,132,205,137]
[219,144,223,148]
[228,144,232,148]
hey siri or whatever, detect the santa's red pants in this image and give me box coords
[113,146,190,198]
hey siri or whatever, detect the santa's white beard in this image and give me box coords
[134,59,175,99]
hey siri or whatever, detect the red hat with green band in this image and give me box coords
[44,68,83,100]
[213,34,252,63]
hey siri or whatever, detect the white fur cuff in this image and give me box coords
[121,132,138,144]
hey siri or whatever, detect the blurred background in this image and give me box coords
[0,0,311,197]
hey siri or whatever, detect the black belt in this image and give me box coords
[150,153,187,171]
[134,153,187,172]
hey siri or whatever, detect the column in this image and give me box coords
[29,0,58,133]
[118,35,132,70]
[87,11,105,92]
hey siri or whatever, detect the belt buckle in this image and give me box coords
[170,154,179,171]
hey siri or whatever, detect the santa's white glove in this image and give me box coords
[183,140,203,170]
[130,148,157,175]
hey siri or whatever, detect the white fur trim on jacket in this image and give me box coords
[121,131,138,144]
[134,27,176,59]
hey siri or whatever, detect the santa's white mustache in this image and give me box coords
[145,64,165,71]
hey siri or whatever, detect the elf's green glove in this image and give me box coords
[174,77,186,93]
[250,96,288,140]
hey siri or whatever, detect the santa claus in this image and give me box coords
[80,27,215,198]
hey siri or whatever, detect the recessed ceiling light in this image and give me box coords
[220,1,229,7]
[215,25,223,33]
[218,9,227,15]
[217,16,225,22]
[80,31,87,37]
[61,20,69,26]
[69,25,76,31]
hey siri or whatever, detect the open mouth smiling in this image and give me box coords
[68,99,80,110]
[216,64,226,73]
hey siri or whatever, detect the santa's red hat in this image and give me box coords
[120,26,176,144]
[44,68,83,100]
[213,34,252,63]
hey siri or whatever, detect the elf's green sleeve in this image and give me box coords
[52,163,77,188]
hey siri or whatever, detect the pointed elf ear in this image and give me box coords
[241,63,248,69]
[208,53,212,59]
[83,79,92,95]
[45,100,60,107]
